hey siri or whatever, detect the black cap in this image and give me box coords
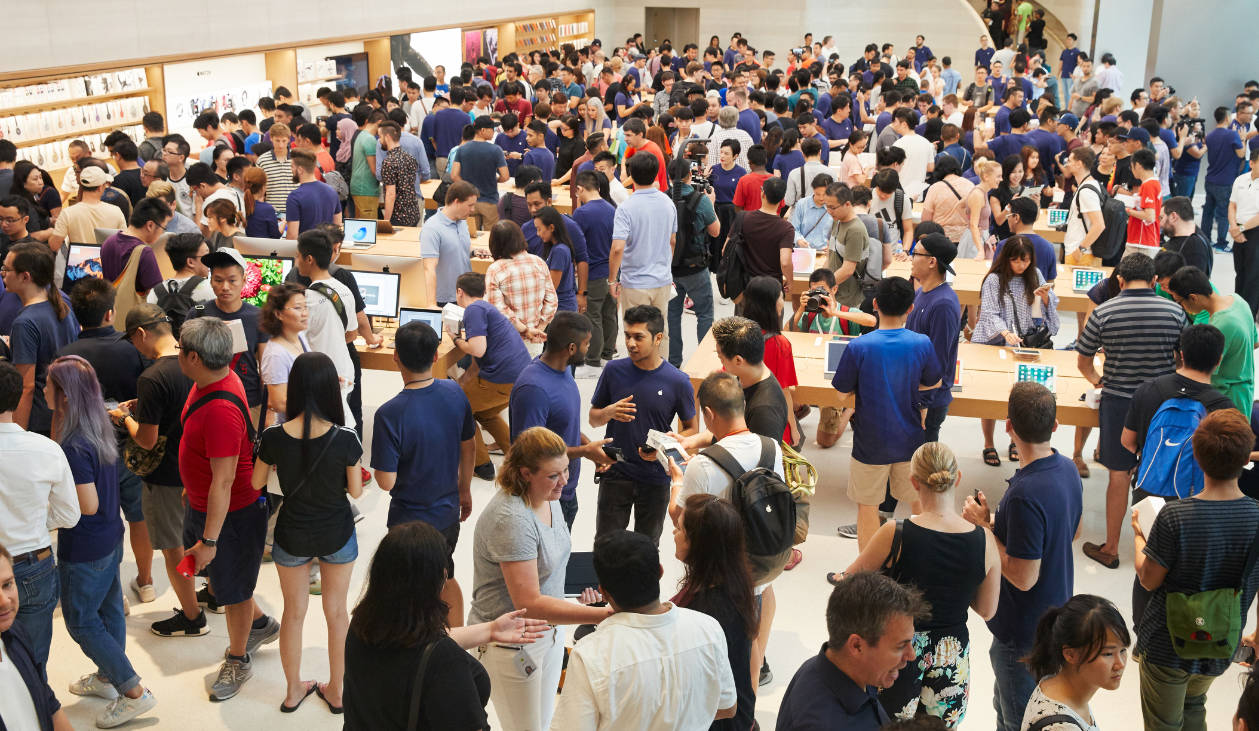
[916,232,957,275]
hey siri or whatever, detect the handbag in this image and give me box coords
[1005,291,1052,349]
[124,435,167,477]
[406,640,440,730]
[1164,529,1259,660]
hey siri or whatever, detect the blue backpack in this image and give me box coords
[1134,398,1207,499]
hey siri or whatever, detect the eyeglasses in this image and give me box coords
[0,266,13,273]
[0,217,23,225]
[285,304,308,312]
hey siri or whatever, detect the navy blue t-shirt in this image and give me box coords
[737,109,762,144]
[987,450,1083,648]
[591,357,696,484]
[572,198,616,279]
[831,328,942,465]
[545,242,577,311]
[772,150,805,180]
[1059,48,1080,77]
[286,181,341,233]
[463,299,530,384]
[1205,127,1244,185]
[495,130,529,175]
[708,165,747,204]
[456,141,507,202]
[1174,141,1204,178]
[509,358,582,499]
[371,381,475,530]
[431,108,471,158]
[57,437,123,563]
[10,300,79,434]
[522,146,556,184]
[906,284,962,409]
[524,214,588,264]
[986,132,1029,164]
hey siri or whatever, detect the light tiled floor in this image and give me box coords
[51,247,1255,730]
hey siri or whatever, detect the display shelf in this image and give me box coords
[14,120,139,148]
[0,87,152,117]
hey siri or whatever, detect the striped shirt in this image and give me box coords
[257,150,298,217]
[1076,288,1186,398]
[1138,497,1259,676]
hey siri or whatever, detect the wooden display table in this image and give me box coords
[881,261,1108,313]
[357,329,461,375]
[681,330,1099,427]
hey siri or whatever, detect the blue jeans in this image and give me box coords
[1171,174,1198,200]
[1202,182,1234,248]
[560,495,578,531]
[12,552,58,667]
[990,637,1037,731]
[59,544,140,695]
[1059,77,1072,103]
[667,268,714,368]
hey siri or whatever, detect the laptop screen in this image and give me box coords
[398,307,444,333]
[343,219,378,246]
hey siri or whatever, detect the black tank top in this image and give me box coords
[889,520,988,633]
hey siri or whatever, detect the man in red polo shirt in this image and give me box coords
[493,81,533,125]
[622,118,668,191]
[176,316,279,702]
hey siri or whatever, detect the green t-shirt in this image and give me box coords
[1209,295,1257,414]
[350,131,380,196]
[796,308,863,336]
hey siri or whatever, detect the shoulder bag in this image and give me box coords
[406,641,440,730]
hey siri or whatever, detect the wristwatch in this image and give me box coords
[200,537,218,548]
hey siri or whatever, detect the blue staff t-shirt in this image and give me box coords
[545,243,577,311]
[463,299,530,384]
[1205,127,1244,185]
[522,146,556,184]
[987,450,1083,648]
[371,380,475,530]
[57,437,122,563]
[10,300,79,434]
[1059,48,1080,77]
[572,198,616,279]
[456,141,508,202]
[831,328,942,465]
[708,165,747,204]
[591,357,696,484]
[509,358,583,499]
[496,130,528,175]
[906,284,962,409]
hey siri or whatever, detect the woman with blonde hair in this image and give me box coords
[242,166,281,239]
[830,442,1000,727]
[959,158,1000,260]
[468,426,609,731]
[147,180,201,234]
[203,198,244,251]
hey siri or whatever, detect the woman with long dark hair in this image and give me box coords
[972,236,1059,465]
[1021,595,1129,730]
[251,351,363,713]
[672,494,758,731]
[10,160,60,235]
[47,355,157,726]
[989,153,1025,240]
[4,241,78,434]
[531,206,578,312]
[1020,145,1056,209]
[741,275,801,446]
[555,115,584,179]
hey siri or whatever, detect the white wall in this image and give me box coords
[1149,0,1257,110]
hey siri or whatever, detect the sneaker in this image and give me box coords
[150,608,209,637]
[474,462,496,481]
[70,672,119,700]
[758,659,773,686]
[197,586,224,614]
[122,594,130,616]
[129,577,156,603]
[836,523,859,539]
[573,364,602,379]
[96,688,156,728]
[246,615,280,656]
[210,653,252,702]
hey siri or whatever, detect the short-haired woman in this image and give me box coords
[468,426,610,730]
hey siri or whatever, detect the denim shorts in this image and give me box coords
[117,461,144,523]
[271,531,359,567]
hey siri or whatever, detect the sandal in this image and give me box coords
[280,681,317,713]
[1073,455,1090,479]
[784,548,803,571]
[1082,542,1120,569]
[826,571,845,586]
[983,447,1001,467]
[315,683,343,715]
[1008,442,1019,462]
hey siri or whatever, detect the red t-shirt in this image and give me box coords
[1126,177,1162,246]
[627,141,668,191]
[762,332,798,442]
[733,172,773,211]
[493,97,533,124]
[179,373,258,513]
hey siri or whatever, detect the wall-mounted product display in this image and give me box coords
[167,82,272,136]
[514,18,559,51]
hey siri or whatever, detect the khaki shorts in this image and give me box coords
[142,483,187,551]
[847,459,914,506]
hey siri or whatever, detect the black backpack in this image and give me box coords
[715,212,750,300]
[1077,181,1128,260]
[703,436,797,558]
[671,186,709,271]
[153,276,205,337]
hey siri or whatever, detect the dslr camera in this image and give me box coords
[1177,117,1205,141]
[804,287,832,313]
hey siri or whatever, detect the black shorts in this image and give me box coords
[1098,393,1137,472]
[184,500,268,606]
[440,522,460,576]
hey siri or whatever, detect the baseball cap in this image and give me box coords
[1127,127,1151,144]
[1057,112,1079,129]
[473,115,497,131]
[912,233,957,275]
[201,246,248,271]
[79,167,114,187]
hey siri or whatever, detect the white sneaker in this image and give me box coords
[130,577,156,603]
[70,673,119,700]
[122,594,130,616]
[96,688,156,728]
[573,365,602,379]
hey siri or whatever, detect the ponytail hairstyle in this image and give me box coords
[204,198,244,229]
[8,241,67,320]
[909,441,958,493]
[1022,594,1130,680]
[242,166,268,217]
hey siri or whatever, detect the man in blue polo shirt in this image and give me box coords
[964,381,1083,731]
[1203,106,1246,251]
[820,95,854,155]
[1059,34,1081,101]
[372,320,474,625]
[429,87,473,172]
[572,171,618,370]
[510,312,613,528]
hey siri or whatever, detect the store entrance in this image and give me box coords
[643,8,700,52]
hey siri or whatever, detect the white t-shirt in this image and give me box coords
[676,431,784,507]
[893,133,936,199]
[1065,179,1103,253]
[304,276,357,423]
[1020,683,1099,731]
[1231,172,1259,227]
[608,177,630,205]
[549,605,737,731]
[0,641,42,731]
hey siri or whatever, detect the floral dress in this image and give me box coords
[880,521,988,727]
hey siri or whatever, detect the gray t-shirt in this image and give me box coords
[468,490,571,624]
[1070,77,1100,117]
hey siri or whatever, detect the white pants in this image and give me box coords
[477,626,566,731]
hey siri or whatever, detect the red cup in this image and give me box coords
[177,554,196,578]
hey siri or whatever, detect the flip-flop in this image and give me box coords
[784,548,803,571]
[315,683,343,715]
[826,571,844,586]
[983,447,1001,467]
[280,681,317,713]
